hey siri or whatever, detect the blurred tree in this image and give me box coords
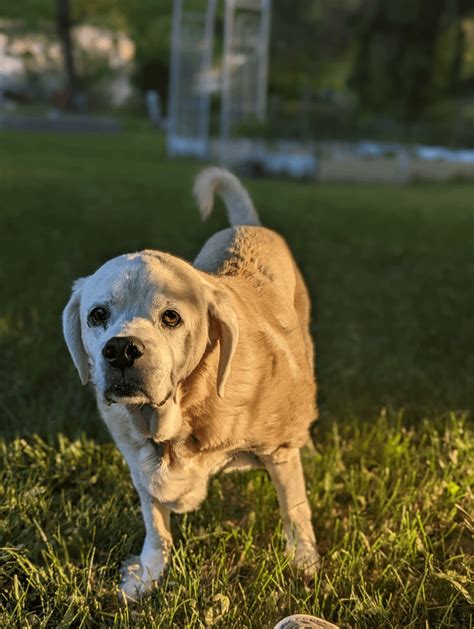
[350,0,473,120]
[125,6,172,103]
[270,0,361,96]
[75,0,175,106]
[56,0,78,106]
[2,0,79,106]
[2,0,473,124]
[0,0,54,24]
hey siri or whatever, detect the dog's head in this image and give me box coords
[62,250,238,437]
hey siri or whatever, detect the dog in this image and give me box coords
[62,168,319,600]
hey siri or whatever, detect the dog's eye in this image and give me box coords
[88,306,109,327]
[162,310,181,328]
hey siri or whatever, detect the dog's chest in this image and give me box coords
[136,441,227,513]
[102,405,227,512]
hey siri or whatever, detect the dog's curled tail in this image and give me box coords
[193,167,261,227]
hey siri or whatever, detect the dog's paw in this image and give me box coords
[118,551,167,604]
[118,555,148,603]
[290,541,321,577]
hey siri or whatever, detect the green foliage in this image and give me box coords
[129,12,172,97]
[0,0,55,25]
[3,1,474,123]
[73,0,129,31]
[350,0,473,120]
[269,0,358,97]
[0,417,472,626]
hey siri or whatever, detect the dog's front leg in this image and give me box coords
[261,447,320,575]
[120,477,172,602]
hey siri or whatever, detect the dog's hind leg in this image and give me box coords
[261,447,320,576]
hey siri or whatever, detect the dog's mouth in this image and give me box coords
[104,382,149,405]
[104,381,172,408]
[103,382,175,441]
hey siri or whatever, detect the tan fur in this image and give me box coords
[62,167,319,601]
[182,226,316,455]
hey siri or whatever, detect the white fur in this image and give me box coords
[193,167,260,226]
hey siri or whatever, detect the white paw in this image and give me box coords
[290,541,321,577]
[118,552,166,603]
[118,555,147,603]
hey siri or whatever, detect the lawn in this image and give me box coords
[0,130,473,628]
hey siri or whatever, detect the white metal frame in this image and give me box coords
[220,0,271,161]
[167,0,271,162]
[167,0,217,158]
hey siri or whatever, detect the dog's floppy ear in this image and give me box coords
[62,278,89,385]
[208,291,239,398]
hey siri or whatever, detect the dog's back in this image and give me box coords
[194,168,307,305]
[191,169,317,449]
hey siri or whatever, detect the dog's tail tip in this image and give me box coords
[193,167,260,226]
[193,168,217,221]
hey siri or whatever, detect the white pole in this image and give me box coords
[198,0,218,154]
[257,0,271,122]
[220,0,235,162]
[167,0,183,153]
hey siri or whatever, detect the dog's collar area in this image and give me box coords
[148,438,165,457]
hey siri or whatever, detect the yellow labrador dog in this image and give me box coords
[63,168,319,600]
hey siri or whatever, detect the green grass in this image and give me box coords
[0,131,473,627]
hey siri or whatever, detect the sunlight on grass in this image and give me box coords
[0,317,14,339]
[0,414,472,627]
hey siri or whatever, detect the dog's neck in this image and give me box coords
[176,341,223,452]
[154,333,237,459]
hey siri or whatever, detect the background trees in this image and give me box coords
[1,0,473,128]
[350,0,473,119]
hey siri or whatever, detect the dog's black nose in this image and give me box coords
[102,336,145,369]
